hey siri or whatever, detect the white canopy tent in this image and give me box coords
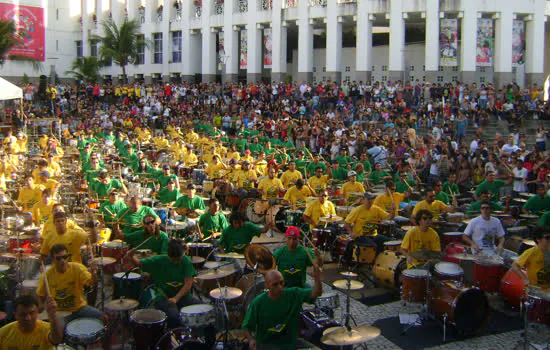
[0,77,22,100]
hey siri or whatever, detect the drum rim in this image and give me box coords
[130,309,167,324]
[65,318,104,335]
[403,269,429,277]
[180,304,214,314]
[113,272,141,279]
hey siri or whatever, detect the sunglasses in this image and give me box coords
[144,220,155,225]
[321,194,329,197]
[481,207,492,210]
[422,217,432,221]
[55,255,69,261]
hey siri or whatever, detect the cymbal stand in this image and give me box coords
[340,275,359,331]
[517,296,544,350]
[97,246,106,312]
[214,278,232,347]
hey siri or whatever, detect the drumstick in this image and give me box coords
[40,262,51,297]
[134,235,154,250]
[87,237,94,261]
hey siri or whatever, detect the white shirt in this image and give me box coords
[464,216,506,252]
[512,167,528,192]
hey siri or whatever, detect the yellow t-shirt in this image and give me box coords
[0,320,53,350]
[37,263,91,312]
[342,182,365,204]
[32,201,57,225]
[205,162,225,179]
[304,199,336,227]
[515,246,550,287]
[412,200,447,220]
[400,226,441,267]
[182,152,198,165]
[41,218,87,239]
[35,179,58,193]
[40,228,89,264]
[344,205,389,237]
[254,160,268,177]
[284,186,313,206]
[308,175,330,193]
[280,170,303,188]
[227,151,240,161]
[374,192,405,216]
[258,177,284,199]
[233,169,257,190]
[17,185,45,211]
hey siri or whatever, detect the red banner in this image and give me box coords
[0,3,45,62]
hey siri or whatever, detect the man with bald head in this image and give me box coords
[242,257,323,349]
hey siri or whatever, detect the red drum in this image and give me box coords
[443,242,469,264]
[178,166,193,179]
[401,269,430,303]
[312,229,334,250]
[101,240,129,274]
[9,235,38,253]
[429,281,489,334]
[526,287,550,325]
[442,232,463,247]
[372,251,406,289]
[225,191,242,210]
[332,235,352,258]
[500,268,527,308]
[473,258,505,292]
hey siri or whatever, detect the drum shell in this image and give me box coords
[443,242,469,264]
[9,236,38,254]
[442,232,463,247]
[21,279,39,297]
[179,304,215,328]
[383,240,402,252]
[298,309,350,350]
[131,309,167,350]
[186,243,213,259]
[372,251,406,289]
[113,272,143,300]
[527,289,550,325]
[315,291,340,310]
[203,180,214,193]
[429,281,489,334]
[504,235,535,255]
[312,229,334,250]
[225,191,242,210]
[473,260,505,292]
[352,243,377,264]
[101,241,129,274]
[500,268,526,307]
[20,254,41,280]
[65,318,106,346]
[401,269,429,303]
[434,262,464,282]
[332,235,352,258]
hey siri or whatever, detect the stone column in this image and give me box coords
[494,11,514,88]
[297,0,313,83]
[355,0,372,83]
[388,0,405,82]
[246,0,262,83]
[326,1,342,83]
[181,0,195,82]
[223,0,238,82]
[201,0,217,82]
[460,0,477,84]
[271,0,287,82]
[424,0,440,83]
[525,1,546,86]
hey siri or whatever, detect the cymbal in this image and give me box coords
[191,256,206,265]
[339,271,358,278]
[104,298,139,311]
[91,257,117,266]
[409,250,444,260]
[203,261,225,269]
[333,279,364,290]
[209,287,243,300]
[216,252,245,259]
[321,325,381,346]
[319,216,343,223]
[195,266,237,280]
[451,253,478,261]
[245,244,276,273]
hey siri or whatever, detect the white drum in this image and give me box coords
[179,304,215,328]
[65,318,106,346]
[434,262,464,281]
[315,291,340,310]
[21,279,39,296]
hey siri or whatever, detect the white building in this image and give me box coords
[1,0,548,87]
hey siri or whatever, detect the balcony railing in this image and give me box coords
[260,0,273,10]
[214,1,224,15]
[285,0,298,8]
[309,0,326,7]
[237,0,248,13]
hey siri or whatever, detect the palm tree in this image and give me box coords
[65,56,103,83]
[92,19,148,81]
[0,19,19,66]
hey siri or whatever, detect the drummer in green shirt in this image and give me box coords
[157,179,181,205]
[305,153,328,177]
[174,183,206,219]
[117,196,160,235]
[198,198,228,240]
[466,190,504,215]
[99,189,128,229]
[90,171,127,201]
[219,212,270,254]
[368,163,392,185]
[124,214,169,255]
[522,185,550,215]
[474,171,512,201]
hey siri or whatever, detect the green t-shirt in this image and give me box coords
[242,287,312,348]
[248,143,263,156]
[273,245,315,288]
[523,195,550,215]
[467,200,503,215]
[475,180,506,200]
[174,195,206,211]
[219,222,261,253]
[120,206,159,234]
[91,179,124,199]
[332,166,348,182]
[156,174,178,189]
[368,170,391,185]
[539,211,550,226]
[125,230,169,254]
[294,159,308,176]
[442,182,460,196]
[141,255,196,298]
[435,191,450,205]
[198,211,229,237]
[99,200,128,224]
[306,162,327,177]
[335,155,352,167]
[157,187,181,204]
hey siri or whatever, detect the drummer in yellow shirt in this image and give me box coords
[258,167,285,201]
[373,180,410,216]
[17,175,45,211]
[204,155,227,179]
[342,171,365,205]
[512,227,550,288]
[182,145,198,166]
[284,179,315,207]
[32,189,57,225]
[308,167,331,194]
[400,209,441,268]
[411,187,454,225]
[232,161,258,190]
[303,190,336,228]
[40,212,91,265]
[279,161,303,188]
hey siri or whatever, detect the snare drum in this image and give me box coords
[332,235,352,258]
[20,254,40,280]
[434,262,464,282]
[473,258,504,293]
[526,287,550,325]
[443,232,464,247]
[506,226,530,238]
[101,240,129,274]
[285,209,304,228]
[130,309,167,350]
[180,304,215,328]
[65,318,106,346]
[21,279,39,297]
[429,281,489,334]
[401,269,429,303]
[8,235,38,253]
[383,240,402,252]
[312,229,334,250]
[372,251,406,289]
[315,291,340,310]
[447,212,465,223]
[113,272,143,300]
[186,243,213,259]
[500,268,526,308]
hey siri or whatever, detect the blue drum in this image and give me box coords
[154,208,169,224]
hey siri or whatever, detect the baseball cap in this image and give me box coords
[187,183,196,189]
[39,170,50,177]
[348,171,357,177]
[108,188,118,195]
[285,226,300,238]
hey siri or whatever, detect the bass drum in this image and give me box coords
[154,327,209,350]
[240,198,264,224]
[429,281,489,335]
[265,205,283,231]
[372,251,406,289]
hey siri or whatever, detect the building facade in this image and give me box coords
[1,0,548,87]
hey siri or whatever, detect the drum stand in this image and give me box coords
[400,265,433,337]
[516,297,549,350]
[214,279,233,348]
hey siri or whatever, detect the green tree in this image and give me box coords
[64,56,103,83]
[0,19,19,66]
[92,19,148,80]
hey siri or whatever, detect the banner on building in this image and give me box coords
[476,18,494,66]
[240,29,248,69]
[218,31,225,67]
[439,19,458,67]
[512,20,525,67]
[264,28,272,69]
[0,3,45,61]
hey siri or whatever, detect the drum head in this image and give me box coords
[454,288,489,333]
[113,272,141,280]
[435,262,464,276]
[131,309,167,324]
[180,304,214,315]
[66,318,104,336]
[403,269,429,278]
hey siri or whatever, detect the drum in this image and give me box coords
[383,240,402,252]
[315,291,340,310]
[253,199,270,215]
[401,269,429,303]
[285,209,304,228]
[142,198,153,207]
[378,220,397,237]
[130,309,167,350]
[101,240,129,274]
[191,256,206,269]
[506,226,530,238]
[299,309,345,349]
[155,328,208,349]
[20,254,40,280]
[336,206,353,219]
[65,318,106,346]
[443,242,469,264]
[434,262,464,282]
[372,251,406,289]
[473,258,505,293]
[180,304,215,328]
[21,279,39,297]
[312,229,334,250]
[442,232,463,247]
[500,268,526,308]
[192,169,206,185]
[352,242,377,264]
[186,243,213,259]
[9,235,38,254]
[203,180,214,193]
[154,208,168,225]
[179,166,193,179]
[526,287,550,325]
[113,272,143,300]
[429,281,489,334]
[235,273,266,313]
[225,191,242,210]
[332,235,352,258]
[87,200,100,210]
[447,212,465,223]
[504,236,535,255]
[197,267,241,296]
[241,198,264,224]
[265,204,283,230]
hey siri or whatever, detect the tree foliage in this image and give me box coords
[65,56,103,83]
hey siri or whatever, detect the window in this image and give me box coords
[422,65,426,71]
[381,65,388,72]
[409,65,415,72]
[382,75,387,82]
[479,67,486,73]
[372,65,375,71]
[438,66,443,72]
[452,76,458,82]
[437,76,443,82]
[76,40,83,58]
[171,31,182,63]
[410,76,414,81]
[480,76,486,83]
[422,76,426,82]
[323,76,327,82]
[313,67,316,72]
[313,76,317,83]
[452,66,458,72]
[56,40,59,52]
[137,34,145,65]
[90,41,98,57]
[345,76,351,82]
[322,67,326,72]
[345,66,351,72]
[153,33,163,64]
